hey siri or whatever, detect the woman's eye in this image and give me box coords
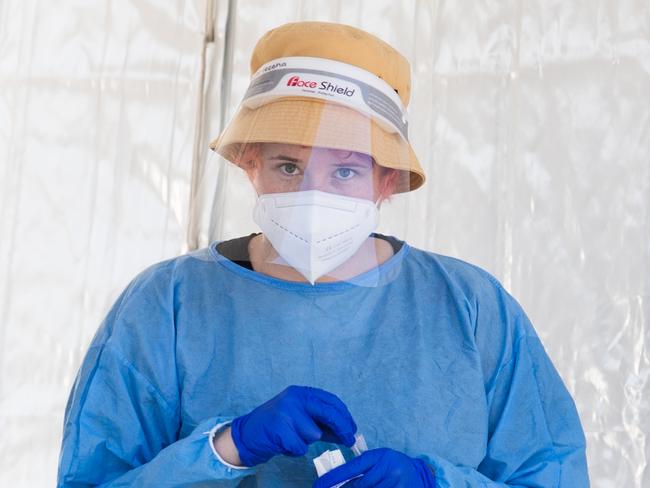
[334,167,356,180]
[280,163,299,175]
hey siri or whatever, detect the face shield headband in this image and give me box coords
[241,56,410,142]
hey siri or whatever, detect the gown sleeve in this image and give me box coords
[425,267,589,487]
[57,262,256,487]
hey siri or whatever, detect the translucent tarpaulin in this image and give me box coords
[1,0,648,486]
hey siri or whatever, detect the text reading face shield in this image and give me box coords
[208,56,424,285]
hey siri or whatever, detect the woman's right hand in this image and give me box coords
[228,385,358,467]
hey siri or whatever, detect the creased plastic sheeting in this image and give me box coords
[0,1,214,486]
[0,0,648,487]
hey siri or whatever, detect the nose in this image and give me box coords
[298,169,329,192]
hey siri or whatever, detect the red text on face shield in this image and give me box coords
[286,76,356,97]
[287,76,317,88]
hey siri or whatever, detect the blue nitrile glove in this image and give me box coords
[313,448,436,488]
[230,385,357,467]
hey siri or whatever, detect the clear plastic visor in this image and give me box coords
[204,58,422,286]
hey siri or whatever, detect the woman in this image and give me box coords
[58,21,589,487]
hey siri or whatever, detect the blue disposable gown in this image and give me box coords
[58,241,589,487]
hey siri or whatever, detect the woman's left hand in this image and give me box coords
[312,447,436,488]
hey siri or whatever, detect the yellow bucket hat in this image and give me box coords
[209,21,425,193]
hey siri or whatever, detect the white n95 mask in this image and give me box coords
[253,190,379,284]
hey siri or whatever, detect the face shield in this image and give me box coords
[208,56,425,285]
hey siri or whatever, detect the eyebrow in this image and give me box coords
[332,161,372,169]
[269,155,302,163]
[337,150,374,165]
[334,154,373,168]
[337,156,372,166]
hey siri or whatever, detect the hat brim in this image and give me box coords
[209,97,425,193]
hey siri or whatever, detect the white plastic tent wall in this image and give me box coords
[1,0,649,486]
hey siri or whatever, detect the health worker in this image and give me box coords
[57,21,590,487]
